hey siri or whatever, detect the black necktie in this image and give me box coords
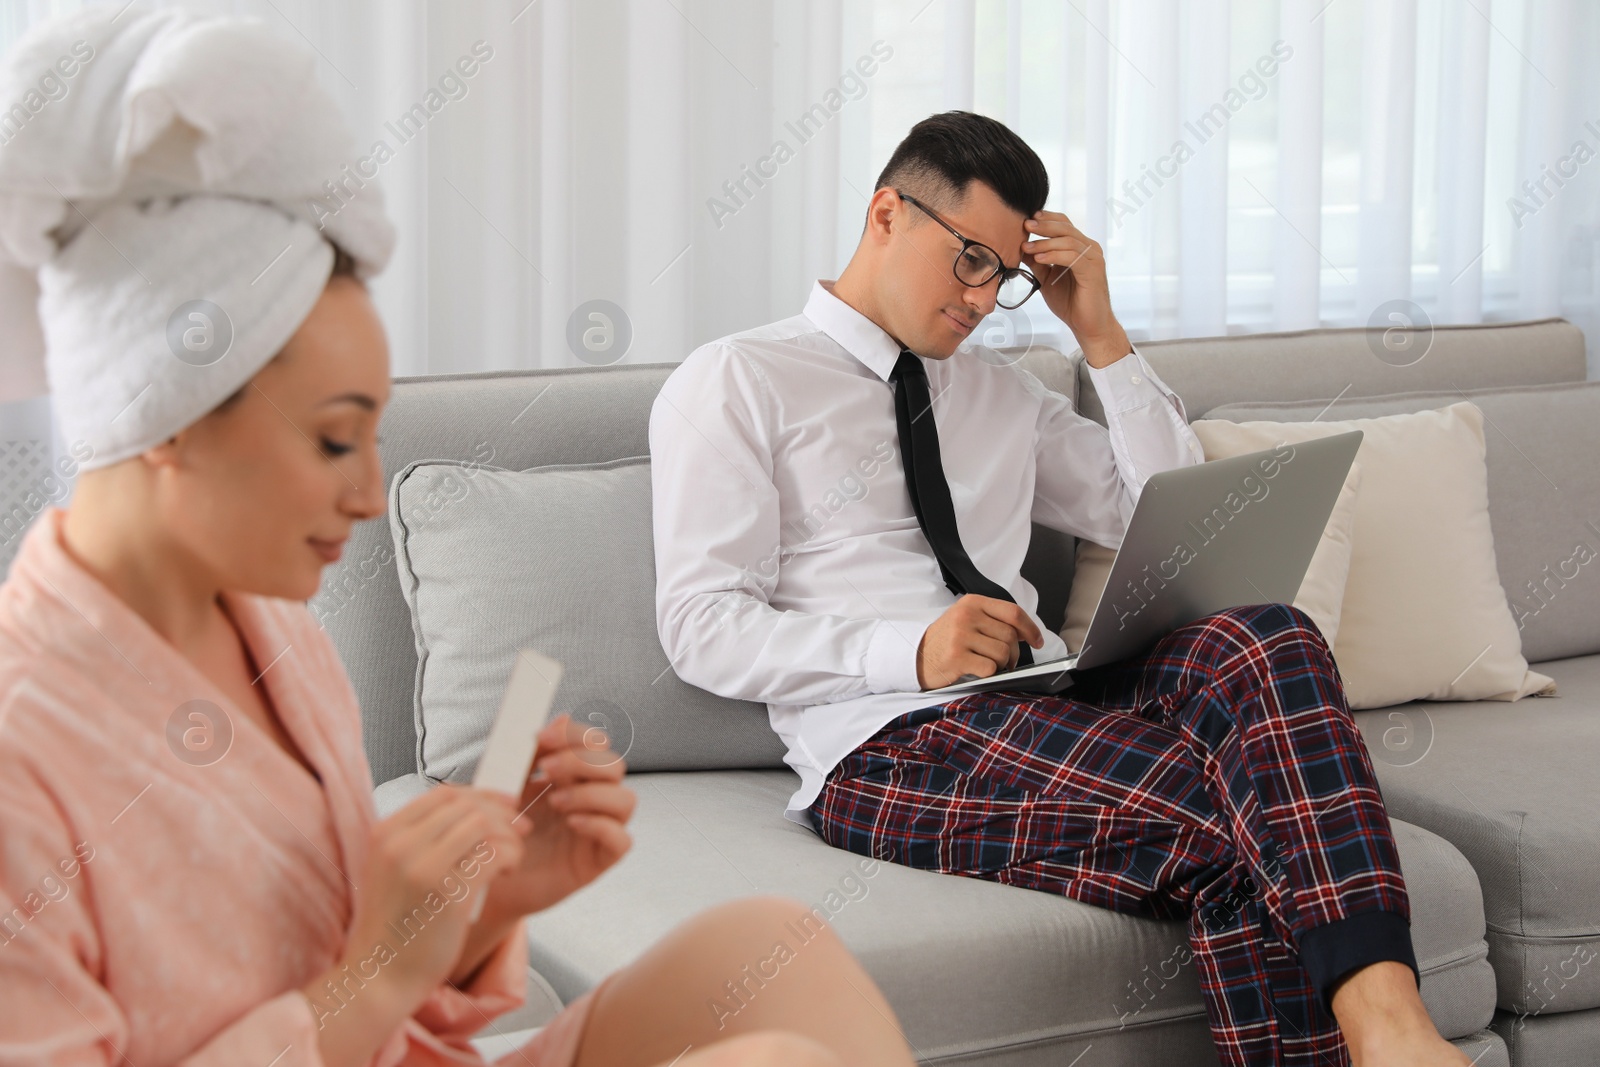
[891,349,1033,668]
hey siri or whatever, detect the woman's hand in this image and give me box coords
[302,785,524,1067]
[484,713,636,918]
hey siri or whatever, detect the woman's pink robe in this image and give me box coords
[0,509,593,1065]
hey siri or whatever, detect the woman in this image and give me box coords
[0,7,915,1067]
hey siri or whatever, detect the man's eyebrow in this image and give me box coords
[986,241,1024,272]
[969,226,1025,271]
[318,393,377,410]
[946,226,1022,271]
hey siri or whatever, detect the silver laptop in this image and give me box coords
[929,429,1363,697]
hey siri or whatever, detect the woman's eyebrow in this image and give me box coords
[318,393,377,410]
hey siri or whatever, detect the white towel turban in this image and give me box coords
[0,5,395,471]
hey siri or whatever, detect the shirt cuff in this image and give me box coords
[865,617,926,695]
[1084,347,1176,417]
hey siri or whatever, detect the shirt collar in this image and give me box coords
[803,280,907,383]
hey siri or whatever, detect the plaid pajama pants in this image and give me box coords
[811,604,1419,1067]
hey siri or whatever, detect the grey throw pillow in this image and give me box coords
[389,455,786,781]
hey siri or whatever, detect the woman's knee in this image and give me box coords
[686,895,847,958]
[694,1030,844,1067]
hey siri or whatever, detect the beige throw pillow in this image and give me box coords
[1061,462,1363,652]
[1288,461,1363,647]
[1192,403,1554,709]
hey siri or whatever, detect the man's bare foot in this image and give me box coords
[1330,961,1472,1067]
[1348,1027,1474,1067]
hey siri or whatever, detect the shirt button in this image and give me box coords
[1130,374,1143,385]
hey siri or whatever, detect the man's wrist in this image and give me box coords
[1079,330,1133,369]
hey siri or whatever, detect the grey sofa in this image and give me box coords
[321,317,1599,1065]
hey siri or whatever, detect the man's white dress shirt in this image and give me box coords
[651,280,1203,824]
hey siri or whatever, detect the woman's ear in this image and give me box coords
[142,370,258,472]
[139,433,186,471]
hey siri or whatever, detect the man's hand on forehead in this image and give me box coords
[1023,210,1130,368]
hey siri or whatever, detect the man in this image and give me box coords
[651,111,1468,1067]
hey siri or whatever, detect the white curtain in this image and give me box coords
[4,0,1599,572]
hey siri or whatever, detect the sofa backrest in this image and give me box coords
[323,346,1075,785]
[326,320,1585,785]
[1074,317,1588,425]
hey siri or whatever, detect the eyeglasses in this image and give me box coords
[896,190,1041,309]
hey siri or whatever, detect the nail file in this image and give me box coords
[468,649,562,921]
[472,649,563,795]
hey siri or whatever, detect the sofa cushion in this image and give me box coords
[389,455,784,779]
[520,770,1496,1057]
[1492,1006,1600,1067]
[319,364,683,785]
[1206,381,1600,665]
[1353,654,1600,1015]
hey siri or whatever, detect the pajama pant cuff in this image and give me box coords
[1298,909,1420,1014]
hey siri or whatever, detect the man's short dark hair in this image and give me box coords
[874,110,1049,219]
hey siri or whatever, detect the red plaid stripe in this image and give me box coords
[811,604,1410,1067]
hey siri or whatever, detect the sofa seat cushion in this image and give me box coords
[1352,654,1600,1016]
[520,770,1495,1057]
[1492,1005,1600,1067]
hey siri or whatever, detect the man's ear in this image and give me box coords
[863,187,904,246]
